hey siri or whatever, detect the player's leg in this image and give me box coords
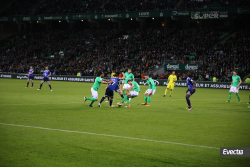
[145,90,155,106]
[170,85,174,97]
[226,87,233,102]
[110,96,115,107]
[38,80,44,90]
[99,96,106,107]
[84,88,98,107]
[47,81,52,91]
[236,87,240,103]
[186,90,195,110]
[164,85,170,97]
[26,79,29,88]
[142,90,149,105]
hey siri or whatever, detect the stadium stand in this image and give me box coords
[0,26,249,81]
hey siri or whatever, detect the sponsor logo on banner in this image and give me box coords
[191,11,228,19]
[166,64,180,70]
[0,17,8,21]
[160,12,163,17]
[126,14,129,18]
[105,14,118,18]
[17,75,28,79]
[0,74,12,78]
[173,11,189,16]
[220,147,250,157]
[44,16,63,20]
[95,15,98,19]
[185,64,198,70]
[38,17,41,21]
[139,12,150,17]
[139,79,159,86]
[65,16,68,20]
[23,17,30,21]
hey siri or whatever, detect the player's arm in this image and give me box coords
[237,80,242,88]
[132,74,135,81]
[127,84,135,91]
[191,81,196,92]
[101,81,112,84]
[174,75,177,82]
[47,72,51,78]
[103,79,110,82]
[122,72,125,80]
[229,80,233,88]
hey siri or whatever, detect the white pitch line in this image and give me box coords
[0,99,224,106]
[0,122,219,150]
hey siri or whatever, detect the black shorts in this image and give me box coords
[28,76,33,80]
[42,77,50,83]
[105,88,114,97]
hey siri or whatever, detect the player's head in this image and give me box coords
[97,71,104,77]
[30,66,33,69]
[128,68,132,74]
[145,74,150,80]
[172,71,175,75]
[127,80,132,85]
[233,71,237,76]
[45,66,48,70]
[113,72,119,78]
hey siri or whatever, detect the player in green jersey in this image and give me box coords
[122,69,134,97]
[118,80,140,108]
[84,71,112,107]
[226,71,242,103]
[142,74,156,106]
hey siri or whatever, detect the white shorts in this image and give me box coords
[123,84,131,90]
[230,86,239,93]
[145,89,156,95]
[91,87,98,99]
[130,91,139,97]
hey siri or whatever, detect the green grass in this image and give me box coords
[0,78,250,167]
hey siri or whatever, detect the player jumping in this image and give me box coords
[164,71,177,97]
[98,73,120,107]
[118,80,140,108]
[37,66,52,91]
[26,66,34,88]
[84,71,112,107]
[226,71,242,103]
[141,74,156,106]
[186,76,196,110]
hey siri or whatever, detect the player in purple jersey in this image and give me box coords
[186,76,196,110]
[25,66,34,88]
[99,73,121,107]
[37,66,52,91]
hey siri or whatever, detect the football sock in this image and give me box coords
[123,91,126,96]
[32,82,33,87]
[27,82,29,87]
[87,97,96,101]
[229,92,232,101]
[165,89,168,95]
[121,94,124,99]
[144,95,147,103]
[89,100,95,106]
[186,97,191,106]
[148,96,151,104]
[100,97,105,104]
[122,96,127,103]
[170,90,173,96]
[49,85,52,89]
[107,97,110,101]
[236,93,240,101]
[40,84,43,89]
[109,99,113,106]
[126,96,130,105]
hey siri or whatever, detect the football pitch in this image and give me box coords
[0,78,249,167]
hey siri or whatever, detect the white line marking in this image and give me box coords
[0,122,219,150]
[0,99,224,105]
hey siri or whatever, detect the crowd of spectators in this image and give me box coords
[0,26,249,82]
[3,0,250,16]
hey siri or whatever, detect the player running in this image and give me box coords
[84,71,112,107]
[37,66,52,91]
[122,69,134,99]
[226,71,242,103]
[26,66,34,88]
[141,74,156,106]
[186,76,196,110]
[118,80,140,108]
[164,71,177,97]
[98,73,121,107]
